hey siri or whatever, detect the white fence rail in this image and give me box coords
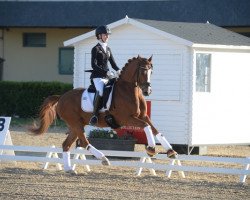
[0,145,249,183]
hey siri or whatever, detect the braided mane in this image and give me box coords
[118,57,137,77]
[124,57,137,67]
[120,56,149,76]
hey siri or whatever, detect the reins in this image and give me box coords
[116,57,152,91]
[116,65,144,87]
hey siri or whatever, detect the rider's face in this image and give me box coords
[100,34,109,43]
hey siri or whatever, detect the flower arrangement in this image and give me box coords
[87,129,137,151]
[88,129,135,141]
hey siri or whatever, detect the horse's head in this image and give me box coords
[135,55,153,96]
[120,55,153,96]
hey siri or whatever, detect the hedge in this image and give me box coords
[0,81,73,118]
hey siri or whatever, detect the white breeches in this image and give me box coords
[93,78,109,96]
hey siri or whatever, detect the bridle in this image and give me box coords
[135,65,153,90]
[117,59,153,93]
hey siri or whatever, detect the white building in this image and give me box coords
[64,17,250,150]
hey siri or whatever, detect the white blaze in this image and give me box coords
[147,68,152,83]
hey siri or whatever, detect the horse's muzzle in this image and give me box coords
[142,86,152,96]
[140,82,152,96]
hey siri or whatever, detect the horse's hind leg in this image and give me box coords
[62,131,78,172]
[78,130,110,165]
[72,124,110,166]
[86,144,110,165]
[75,132,89,149]
[61,119,87,173]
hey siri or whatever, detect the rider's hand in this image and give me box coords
[116,70,121,76]
[107,71,112,78]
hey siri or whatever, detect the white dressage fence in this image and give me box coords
[0,117,249,183]
[0,144,249,183]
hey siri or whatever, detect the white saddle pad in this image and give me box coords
[81,89,113,113]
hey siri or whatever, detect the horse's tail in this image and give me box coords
[29,95,60,135]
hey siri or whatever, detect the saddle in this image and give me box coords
[82,78,120,129]
[87,78,116,110]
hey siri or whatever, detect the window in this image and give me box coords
[23,33,46,47]
[196,53,211,92]
[58,47,74,75]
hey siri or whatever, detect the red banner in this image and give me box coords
[116,101,151,144]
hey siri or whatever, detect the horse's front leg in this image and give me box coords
[139,115,158,135]
[123,116,158,156]
[140,115,178,158]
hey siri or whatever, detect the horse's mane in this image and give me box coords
[124,57,137,68]
[121,56,148,75]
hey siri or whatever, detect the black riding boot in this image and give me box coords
[89,93,102,126]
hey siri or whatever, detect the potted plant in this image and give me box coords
[87,129,137,151]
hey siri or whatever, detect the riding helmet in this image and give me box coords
[95,25,111,37]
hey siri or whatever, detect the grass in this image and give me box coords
[10,117,67,128]
[10,118,34,127]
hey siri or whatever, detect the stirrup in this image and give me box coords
[89,115,98,126]
[145,145,156,157]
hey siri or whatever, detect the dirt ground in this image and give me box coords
[0,126,249,200]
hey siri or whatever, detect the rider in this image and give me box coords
[89,25,121,125]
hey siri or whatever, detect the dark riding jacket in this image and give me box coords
[91,43,119,79]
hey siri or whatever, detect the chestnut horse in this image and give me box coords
[29,55,177,174]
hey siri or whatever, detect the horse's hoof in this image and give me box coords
[145,145,156,157]
[65,169,78,175]
[101,156,110,166]
[167,149,178,159]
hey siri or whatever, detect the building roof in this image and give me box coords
[0,0,250,28]
[64,17,250,48]
[136,19,250,46]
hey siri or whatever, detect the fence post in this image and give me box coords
[136,156,156,176]
[72,147,91,171]
[166,159,185,178]
[42,145,62,170]
[240,157,250,183]
[0,117,15,161]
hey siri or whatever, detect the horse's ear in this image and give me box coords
[137,55,141,59]
[148,55,153,62]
